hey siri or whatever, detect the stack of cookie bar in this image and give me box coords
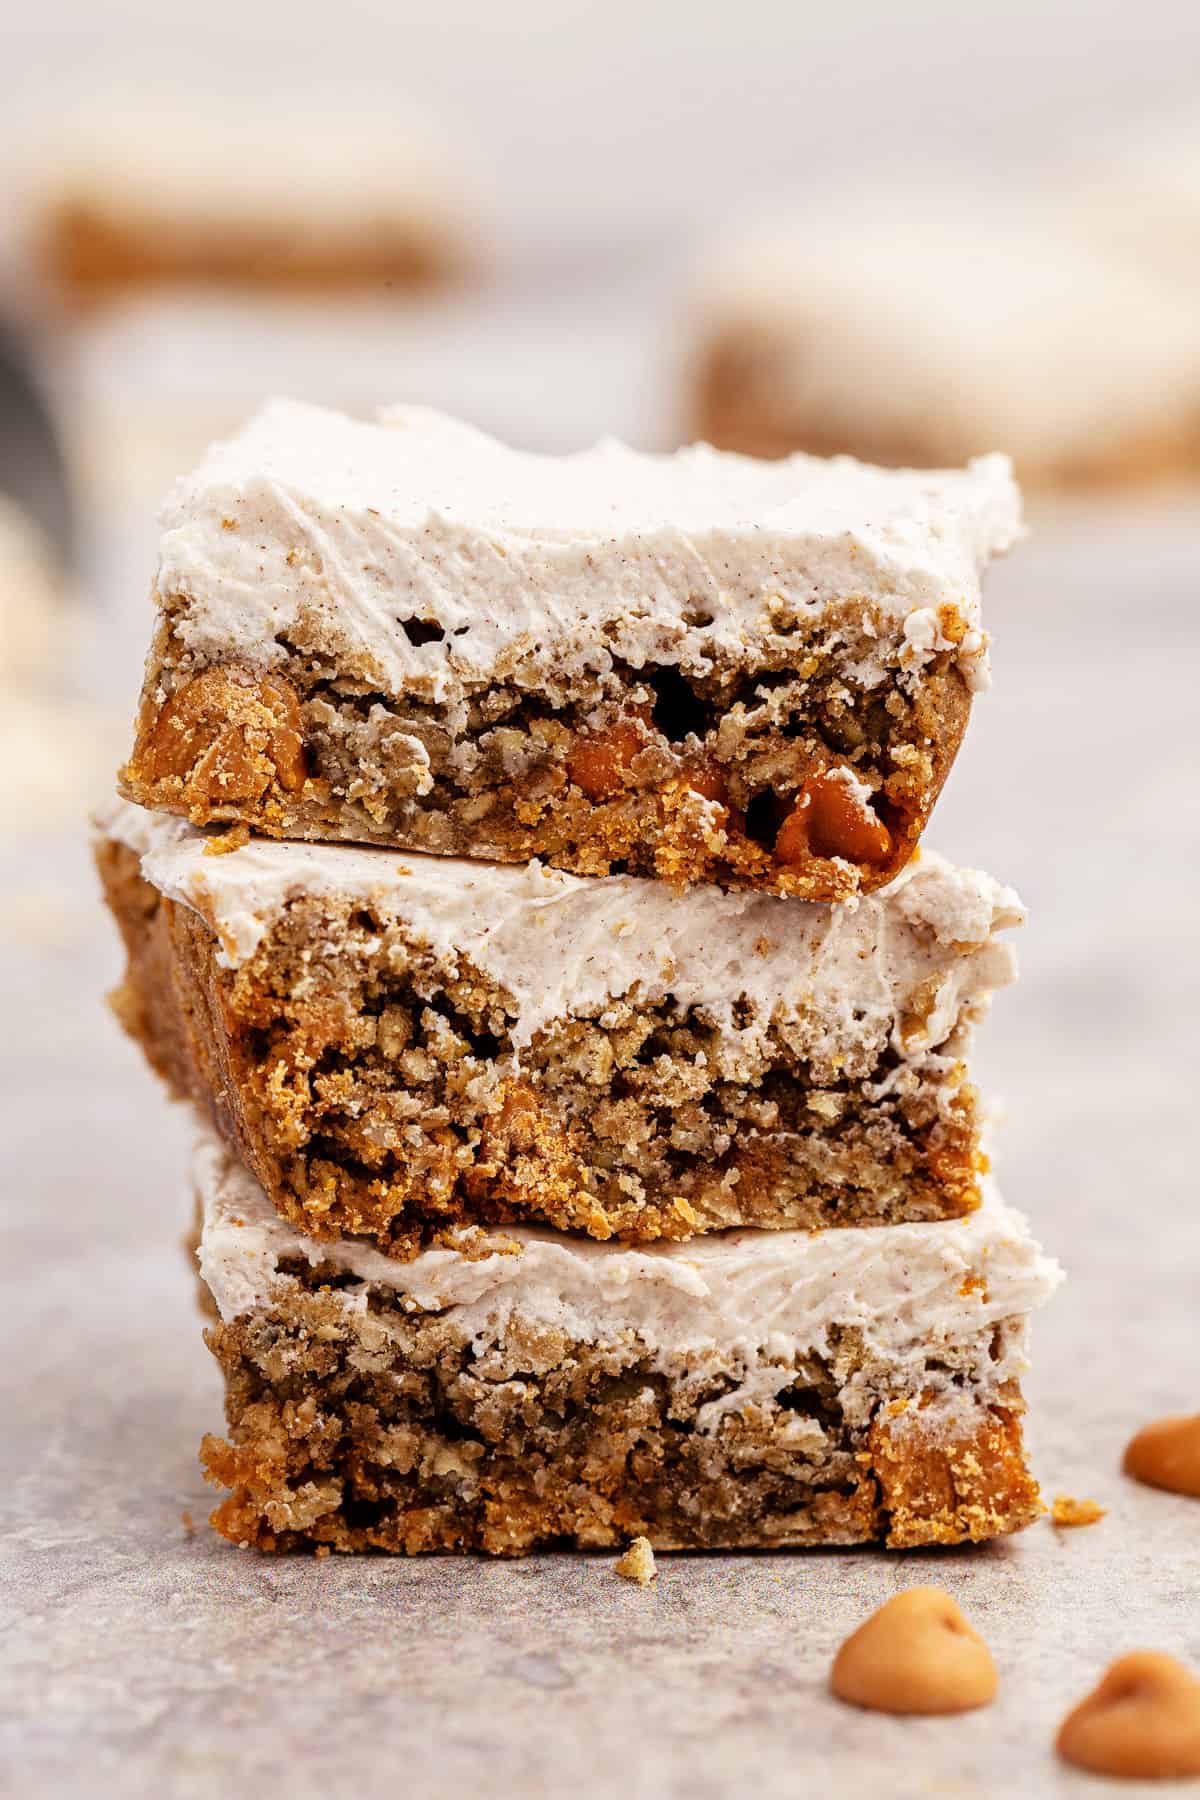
[97,400,1061,1554]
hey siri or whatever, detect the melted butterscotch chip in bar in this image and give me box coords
[831,1588,997,1715]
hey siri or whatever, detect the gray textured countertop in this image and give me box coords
[3,499,1199,1799]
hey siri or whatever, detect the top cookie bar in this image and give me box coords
[122,400,1021,898]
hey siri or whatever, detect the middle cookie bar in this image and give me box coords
[98,800,1022,1256]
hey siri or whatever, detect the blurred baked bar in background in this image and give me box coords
[193,1125,1060,1554]
[1071,115,1200,295]
[26,98,478,309]
[688,202,1200,491]
[119,399,1021,902]
[97,799,1021,1253]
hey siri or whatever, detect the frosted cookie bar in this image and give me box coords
[119,400,1021,901]
[691,209,1200,490]
[97,799,1021,1255]
[194,1129,1061,1553]
[33,102,474,308]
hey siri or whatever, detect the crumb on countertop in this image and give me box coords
[615,1537,657,1586]
[1052,1494,1107,1529]
[180,1510,195,1533]
[203,823,252,856]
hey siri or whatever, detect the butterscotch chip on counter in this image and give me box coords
[830,1586,998,1715]
[1056,1652,1200,1779]
[1124,1415,1200,1498]
[615,1538,657,1587]
[1051,1494,1107,1528]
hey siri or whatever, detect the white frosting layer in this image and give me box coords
[154,399,1021,702]
[696,200,1200,469]
[102,799,1021,1062]
[195,1128,1061,1421]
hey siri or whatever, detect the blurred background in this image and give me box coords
[3,2,1200,1786]
[3,0,1200,670]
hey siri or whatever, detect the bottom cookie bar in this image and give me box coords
[195,1130,1061,1555]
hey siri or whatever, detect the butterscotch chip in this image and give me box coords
[565,718,647,800]
[830,1586,997,1715]
[131,667,307,819]
[1056,1652,1200,1778]
[775,771,892,869]
[614,1537,657,1586]
[1051,1494,1107,1528]
[681,760,730,809]
[1124,1415,1200,1498]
